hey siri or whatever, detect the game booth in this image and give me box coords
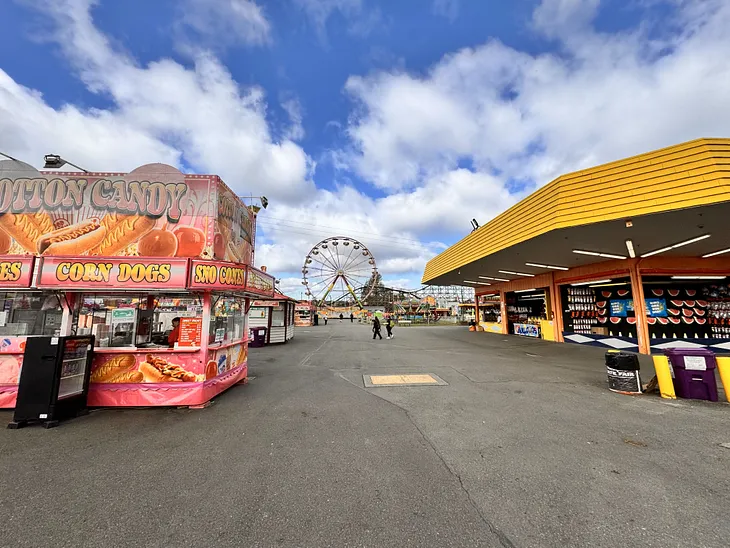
[0,160,275,409]
[249,292,297,345]
[295,301,316,327]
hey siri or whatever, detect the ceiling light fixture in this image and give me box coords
[525,262,569,271]
[463,280,491,285]
[498,270,535,277]
[671,275,726,280]
[625,239,636,258]
[571,279,612,287]
[479,276,510,282]
[573,250,627,260]
[641,234,711,258]
[588,282,630,288]
[702,247,730,258]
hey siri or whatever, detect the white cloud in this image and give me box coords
[179,0,271,47]
[531,0,600,39]
[274,277,307,298]
[433,0,459,21]
[280,96,305,141]
[253,167,513,293]
[6,0,312,203]
[342,0,730,198]
[292,0,382,40]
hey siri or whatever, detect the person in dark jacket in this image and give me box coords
[385,317,394,339]
[372,317,383,340]
[339,313,344,323]
[350,313,354,323]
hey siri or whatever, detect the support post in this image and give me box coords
[474,296,480,328]
[500,291,509,335]
[629,260,650,355]
[548,273,563,342]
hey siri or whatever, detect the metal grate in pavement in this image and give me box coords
[363,374,448,387]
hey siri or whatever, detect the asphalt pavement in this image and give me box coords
[1,322,729,547]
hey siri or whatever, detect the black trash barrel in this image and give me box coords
[605,351,642,394]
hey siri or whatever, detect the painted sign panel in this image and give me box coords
[0,163,253,264]
[514,323,540,337]
[246,267,275,297]
[37,257,189,289]
[215,183,253,264]
[0,256,34,287]
[188,260,247,290]
[90,352,204,384]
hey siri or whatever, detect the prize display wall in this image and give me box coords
[561,278,730,353]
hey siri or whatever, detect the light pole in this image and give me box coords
[0,151,20,162]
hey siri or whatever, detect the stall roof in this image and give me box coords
[422,138,730,286]
[252,291,298,306]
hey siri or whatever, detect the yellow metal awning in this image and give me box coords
[423,138,730,286]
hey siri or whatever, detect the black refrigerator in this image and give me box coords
[9,335,95,429]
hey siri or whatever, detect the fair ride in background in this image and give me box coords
[302,236,378,308]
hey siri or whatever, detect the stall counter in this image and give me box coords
[479,321,502,334]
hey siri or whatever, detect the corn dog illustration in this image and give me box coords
[89,213,156,256]
[37,218,107,255]
[0,212,55,253]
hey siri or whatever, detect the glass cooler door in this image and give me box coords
[57,337,91,400]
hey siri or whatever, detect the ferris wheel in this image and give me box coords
[302,237,378,308]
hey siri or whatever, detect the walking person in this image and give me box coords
[385,317,394,339]
[323,313,328,326]
[350,313,354,323]
[339,313,343,323]
[372,316,383,340]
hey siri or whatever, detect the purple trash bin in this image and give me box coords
[663,348,718,402]
[248,327,268,348]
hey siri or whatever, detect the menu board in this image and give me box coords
[178,317,202,347]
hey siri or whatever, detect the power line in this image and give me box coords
[257,215,434,247]
[256,222,431,252]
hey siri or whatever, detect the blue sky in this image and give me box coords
[2,0,730,297]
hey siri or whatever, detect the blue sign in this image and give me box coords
[609,300,631,317]
[514,323,540,338]
[645,298,667,317]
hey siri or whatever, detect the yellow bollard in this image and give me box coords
[716,357,730,403]
[652,355,676,399]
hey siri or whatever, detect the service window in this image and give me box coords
[209,296,245,345]
[271,305,285,327]
[75,293,202,348]
[0,291,63,337]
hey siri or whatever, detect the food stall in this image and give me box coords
[478,294,502,333]
[295,301,315,326]
[0,160,275,408]
[249,292,297,344]
[506,289,551,338]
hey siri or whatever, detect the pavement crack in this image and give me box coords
[298,332,335,367]
[402,409,517,548]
